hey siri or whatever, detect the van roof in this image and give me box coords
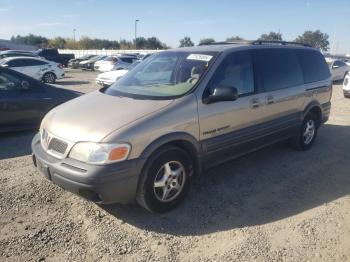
[170,40,315,53]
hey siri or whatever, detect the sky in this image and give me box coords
[0,0,349,53]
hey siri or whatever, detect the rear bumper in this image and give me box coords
[31,133,144,204]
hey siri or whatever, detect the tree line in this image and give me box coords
[180,30,330,51]
[10,30,330,51]
[10,34,169,50]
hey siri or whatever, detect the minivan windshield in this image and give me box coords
[104,51,217,99]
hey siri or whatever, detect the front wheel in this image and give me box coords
[136,146,193,213]
[291,113,318,150]
[42,72,56,84]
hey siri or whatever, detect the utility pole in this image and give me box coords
[73,29,76,42]
[135,19,139,50]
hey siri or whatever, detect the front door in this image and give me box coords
[197,50,266,167]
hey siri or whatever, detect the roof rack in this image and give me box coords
[251,40,312,47]
[199,40,312,48]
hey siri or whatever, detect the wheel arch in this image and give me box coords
[139,132,203,176]
[302,101,323,127]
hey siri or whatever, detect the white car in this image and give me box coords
[96,61,141,86]
[0,56,64,83]
[343,72,350,98]
[94,56,136,72]
[328,60,350,81]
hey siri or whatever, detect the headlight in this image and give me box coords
[69,142,131,164]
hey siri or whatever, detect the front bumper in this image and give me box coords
[31,134,143,204]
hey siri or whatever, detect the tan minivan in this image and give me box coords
[32,41,332,212]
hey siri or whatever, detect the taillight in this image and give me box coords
[58,64,64,69]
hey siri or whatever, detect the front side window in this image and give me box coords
[207,51,254,95]
[105,51,217,98]
[254,48,304,92]
[0,71,22,91]
[7,59,25,67]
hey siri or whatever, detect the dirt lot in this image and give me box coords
[0,69,349,262]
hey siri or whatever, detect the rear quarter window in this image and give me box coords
[253,48,304,92]
[295,49,331,83]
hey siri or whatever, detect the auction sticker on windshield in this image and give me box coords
[187,54,213,62]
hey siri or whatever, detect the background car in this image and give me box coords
[0,50,39,59]
[343,72,350,98]
[344,59,350,66]
[68,54,96,69]
[79,55,107,70]
[96,60,141,86]
[0,56,65,84]
[34,48,74,67]
[0,67,81,132]
[328,59,350,81]
[94,55,137,72]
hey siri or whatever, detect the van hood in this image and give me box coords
[42,90,173,143]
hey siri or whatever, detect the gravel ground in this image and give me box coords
[0,69,349,262]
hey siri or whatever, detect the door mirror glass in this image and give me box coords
[204,85,238,104]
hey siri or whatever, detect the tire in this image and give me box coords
[291,113,318,150]
[136,145,193,213]
[42,72,56,84]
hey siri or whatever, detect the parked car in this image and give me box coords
[32,41,332,213]
[68,54,97,69]
[0,50,39,59]
[343,72,350,98]
[96,60,140,86]
[0,56,65,84]
[94,55,137,72]
[0,67,80,132]
[79,55,107,70]
[34,49,74,67]
[328,59,350,81]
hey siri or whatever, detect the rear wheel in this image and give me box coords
[136,145,193,213]
[291,113,318,150]
[42,72,56,84]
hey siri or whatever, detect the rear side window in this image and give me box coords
[333,60,346,67]
[120,57,135,63]
[296,49,330,83]
[208,50,254,95]
[23,59,47,66]
[254,48,303,92]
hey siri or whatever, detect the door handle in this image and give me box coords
[266,95,274,105]
[251,98,260,108]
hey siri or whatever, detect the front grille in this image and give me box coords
[48,137,68,154]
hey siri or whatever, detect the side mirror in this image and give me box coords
[332,65,339,69]
[21,80,30,90]
[203,85,239,104]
